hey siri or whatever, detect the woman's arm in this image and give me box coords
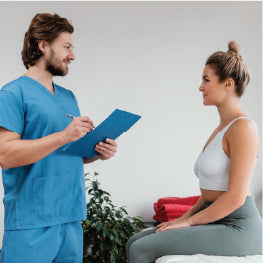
[156,196,205,232]
[157,119,258,232]
[177,196,205,219]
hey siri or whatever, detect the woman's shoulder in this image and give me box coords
[229,117,257,132]
[226,117,258,144]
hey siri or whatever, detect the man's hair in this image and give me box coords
[21,13,74,69]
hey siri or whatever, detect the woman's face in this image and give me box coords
[199,65,227,106]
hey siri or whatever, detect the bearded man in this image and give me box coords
[0,13,117,263]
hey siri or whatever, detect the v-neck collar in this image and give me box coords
[202,130,222,153]
[22,75,57,100]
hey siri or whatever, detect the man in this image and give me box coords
[0,13,117,263]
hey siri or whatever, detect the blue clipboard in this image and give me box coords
[63,109,141,158]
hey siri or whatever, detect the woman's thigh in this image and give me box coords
[127,223,261,263]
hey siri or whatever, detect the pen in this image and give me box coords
[66,113,75,119]
[66,113,96,128]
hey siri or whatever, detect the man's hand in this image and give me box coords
[62,116,94,143]
[95,138,117,160]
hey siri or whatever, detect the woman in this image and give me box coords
[126,41,262,262]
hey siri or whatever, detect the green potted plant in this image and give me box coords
[82,172,144,263]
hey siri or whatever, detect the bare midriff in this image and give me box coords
[201,188,252,202]
[201,189,226,202]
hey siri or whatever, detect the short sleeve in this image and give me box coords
[69,90,81,116]
[0,90,24,135]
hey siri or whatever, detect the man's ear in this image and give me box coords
[38,40,48,53]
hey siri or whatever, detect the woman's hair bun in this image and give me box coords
[227,41,242,60]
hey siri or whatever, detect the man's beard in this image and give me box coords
[45,50,68,76]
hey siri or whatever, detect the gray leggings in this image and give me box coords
[126,196,262,263]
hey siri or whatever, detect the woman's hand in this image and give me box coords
[95,138,117,160]
[155,217,192,232]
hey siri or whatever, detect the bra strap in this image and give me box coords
[223,116,250,133]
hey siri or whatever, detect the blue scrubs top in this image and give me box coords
[0,76,86,230]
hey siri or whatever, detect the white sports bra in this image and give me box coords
[194,117,251,191]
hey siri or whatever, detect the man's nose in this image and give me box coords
[68,50,75,60]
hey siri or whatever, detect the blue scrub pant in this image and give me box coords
[0,221,83,263]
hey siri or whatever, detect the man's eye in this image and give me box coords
[205,79,209,82]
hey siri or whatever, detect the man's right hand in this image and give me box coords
[0,116,94,169]
[62,116,94,143]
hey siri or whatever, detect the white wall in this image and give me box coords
[0,1,262,248]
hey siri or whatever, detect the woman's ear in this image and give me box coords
[225,78,234,91]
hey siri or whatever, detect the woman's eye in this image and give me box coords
[205,79,209,82]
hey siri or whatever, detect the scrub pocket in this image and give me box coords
[33,172,73,220]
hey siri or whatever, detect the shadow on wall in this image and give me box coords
[255,190,262,216]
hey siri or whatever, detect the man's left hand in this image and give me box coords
[95,138,117,160]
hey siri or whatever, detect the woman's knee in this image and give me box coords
[126,234,136,250]
[126,232,141,256]
[129,238,157,263]
[127,228,157,256]
[126,234,136,260]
